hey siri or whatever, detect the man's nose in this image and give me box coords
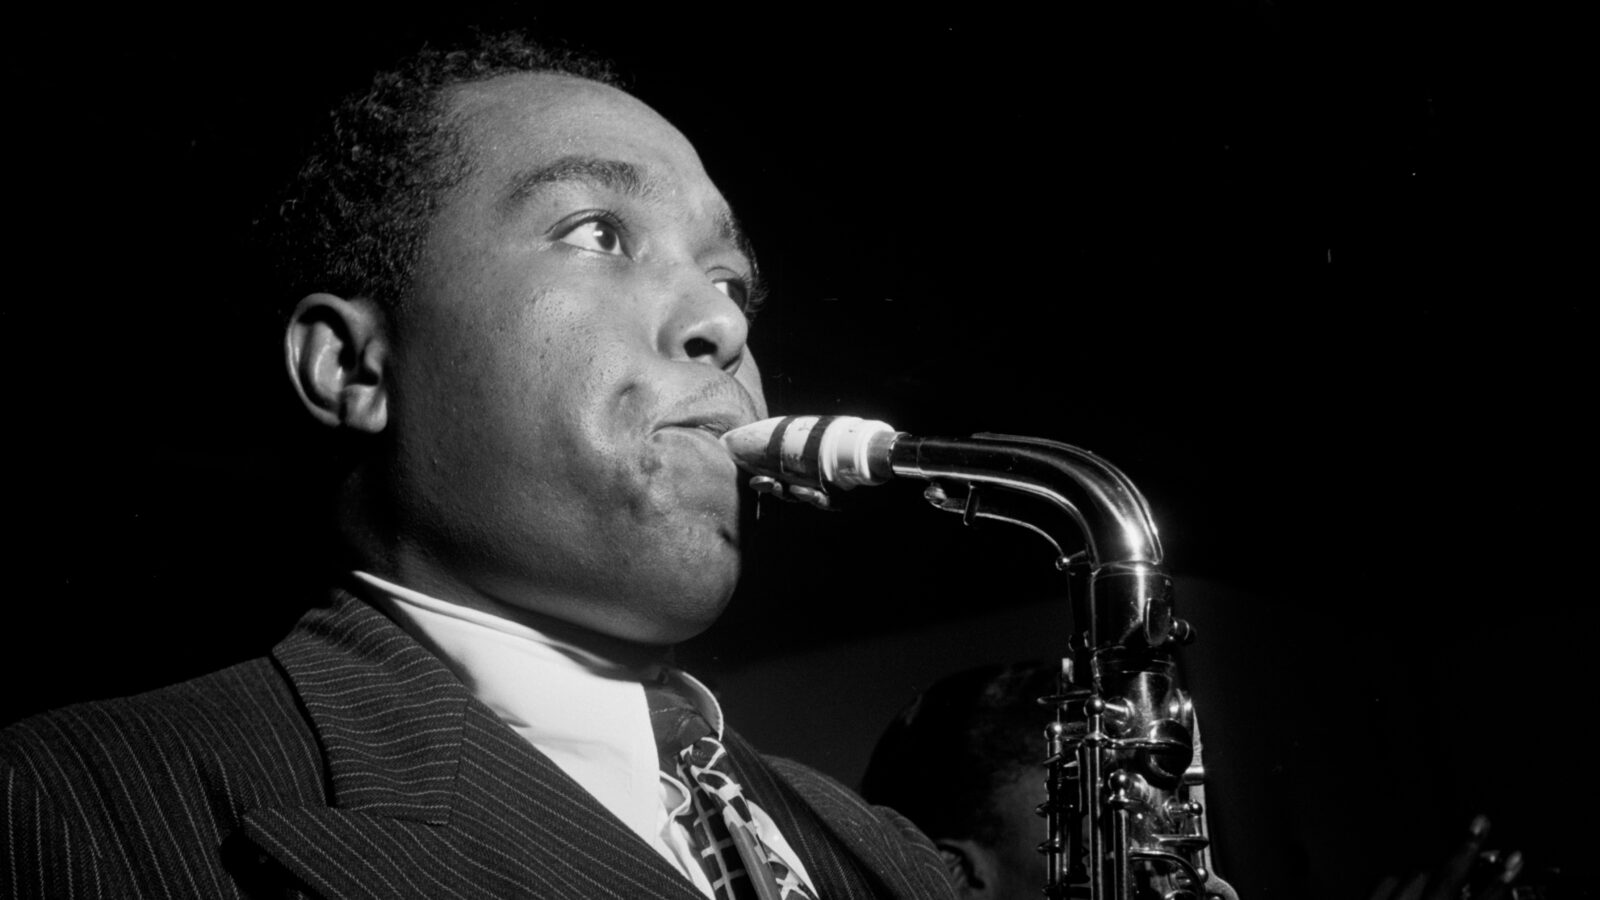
[658,277,750,373]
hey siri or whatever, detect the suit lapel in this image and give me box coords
[241,590,702,900]
[268,589,467,823]
[723,731,954,900]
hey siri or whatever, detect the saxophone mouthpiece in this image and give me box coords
[721,416,900,505]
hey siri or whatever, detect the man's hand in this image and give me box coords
[1367,815,1524,900]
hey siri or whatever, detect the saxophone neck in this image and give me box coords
[881,432,1180,653]
[888,432,1165,570]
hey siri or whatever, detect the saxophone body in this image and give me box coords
[723,416,1237,900]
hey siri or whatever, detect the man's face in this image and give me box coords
[378,73,767,645]
[987,771,1049,900]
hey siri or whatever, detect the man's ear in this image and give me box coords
[935,838,996,899]
[285,293,389,433]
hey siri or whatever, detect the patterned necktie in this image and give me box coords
[646,683,819,900]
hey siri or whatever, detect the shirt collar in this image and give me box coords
[350,571,724,733]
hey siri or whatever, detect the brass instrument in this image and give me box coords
[724,415,1237,900]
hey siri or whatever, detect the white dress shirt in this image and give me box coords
[353,571,815,898]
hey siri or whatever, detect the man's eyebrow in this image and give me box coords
[502,156,651,208]
[715,208,753,263]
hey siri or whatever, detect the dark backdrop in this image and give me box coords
[3,5,1582,898]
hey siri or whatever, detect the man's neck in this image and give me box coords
[349,566,677,671]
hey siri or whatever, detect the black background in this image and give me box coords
[3,5,1584,897]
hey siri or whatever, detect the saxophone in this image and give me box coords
[723,415,1237,900]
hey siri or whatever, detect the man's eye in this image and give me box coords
[559,220,625,255]
[712,278,748,306]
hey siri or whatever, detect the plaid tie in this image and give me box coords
[647,684,819,900]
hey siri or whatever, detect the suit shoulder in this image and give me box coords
[1,657,324,832]
[4,656,305,759]
[763,755,931,847]
[763,755,956,899]
[763,755,854,797]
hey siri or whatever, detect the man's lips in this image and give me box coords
[652,408,755,482]
[654,378,762,439]
[659,415,742,438]
[654,418,743,466]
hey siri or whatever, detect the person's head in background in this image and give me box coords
[861,661,1059,900]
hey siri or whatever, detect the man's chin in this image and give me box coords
[637,579,739,645]
[573,560,740,648]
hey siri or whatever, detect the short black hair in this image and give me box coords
[265,31,618,317]
[860,661,1061,844]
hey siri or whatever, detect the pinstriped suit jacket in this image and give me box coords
[1,591,955,899]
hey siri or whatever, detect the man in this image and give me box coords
[860,663,1055,900]
[0,33,953,900]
